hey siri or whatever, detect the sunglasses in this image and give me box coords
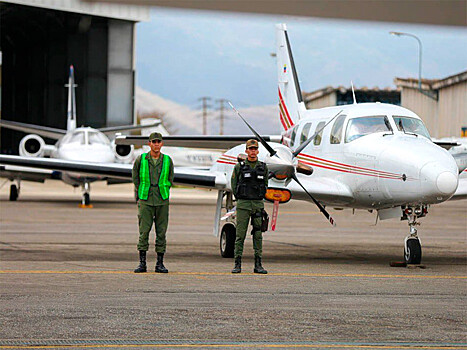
[247,146,258,150]
[150,140,162,144]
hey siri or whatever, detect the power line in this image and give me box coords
[216,98,228,135]
[198,97,211,135]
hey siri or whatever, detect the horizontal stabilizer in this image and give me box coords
[115,135,282,149]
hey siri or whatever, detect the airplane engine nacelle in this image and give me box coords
[112,140,134,163]
[19,134,45,157]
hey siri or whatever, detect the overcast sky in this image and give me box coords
[136,7,466,108]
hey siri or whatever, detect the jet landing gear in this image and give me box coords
[9,180,20,201]
[79,182,93,208]
[402,206,427,265]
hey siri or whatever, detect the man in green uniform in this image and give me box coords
[230,139,269,274]
[132,132,174,273]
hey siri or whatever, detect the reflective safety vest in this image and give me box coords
[236,161,267,200]
[138,153,171,201]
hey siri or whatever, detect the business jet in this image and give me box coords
[1,25,465,265]
[0,65,160,206]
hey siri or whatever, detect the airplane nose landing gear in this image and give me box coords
[79,182,92,208]
[402,206,426,265]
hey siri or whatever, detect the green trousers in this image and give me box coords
[137,202,169,253]
[234,208,263,259]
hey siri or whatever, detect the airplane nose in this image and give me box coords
[420,162,458,198]
[436,171,458,194]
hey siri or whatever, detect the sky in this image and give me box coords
[136,7,467,108]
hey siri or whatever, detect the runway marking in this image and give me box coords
[0,340,465,349]
[0,270,465,279]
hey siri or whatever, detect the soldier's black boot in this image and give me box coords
[231,257,242,274]
[134,251,147,273]
[254,256,267,274]
[155,253,168,273]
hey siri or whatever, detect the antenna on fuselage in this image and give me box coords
[351,81,357,104]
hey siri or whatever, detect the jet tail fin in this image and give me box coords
[276,23,306,131]
[65,65,77,131]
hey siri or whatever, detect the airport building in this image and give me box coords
[0,0,149,154]
[395,71,467,138]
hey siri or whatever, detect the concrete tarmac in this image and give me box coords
[0,181,466,349]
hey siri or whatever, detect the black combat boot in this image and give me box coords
[155,253,168,273]
[231,257,242,274]
[254,256,267,274]
[134,251,147,273]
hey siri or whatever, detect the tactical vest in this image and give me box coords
[236,161,267,200]
[138,153,171,201]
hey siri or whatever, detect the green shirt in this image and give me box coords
[231,159,269,210]
[132,152,174,206]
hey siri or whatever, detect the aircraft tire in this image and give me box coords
[404,238,422,265]
[9,184,18,201]
[84,193,91,206]
[220,223,236,258]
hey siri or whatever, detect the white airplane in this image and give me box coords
[1,25,465,265]
[0,65,161,206]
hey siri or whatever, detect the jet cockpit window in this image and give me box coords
[69,131,85,145]
[88,131,110,145]
[300,123,312,144]
[393,116,431,139]
[313,121,326,146]
[345,116,392,142]
[330,115,346,144]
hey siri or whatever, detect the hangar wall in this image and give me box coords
[0,2,146,154]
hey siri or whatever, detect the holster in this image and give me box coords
[250,209,269,234]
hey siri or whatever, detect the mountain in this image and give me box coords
[136,87,281,135]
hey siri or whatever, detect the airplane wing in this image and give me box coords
[0,155,227,189]
[98,121,162,136]
[0,164,56,183]
[116,135,282,149]
[0,120,66,140]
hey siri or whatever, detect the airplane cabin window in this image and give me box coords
[330,115,346,144]
[300,123,312,144]
[290,125,298,147]
[345,116,392,142]
[314,121,326,146]
[393,116,431,139]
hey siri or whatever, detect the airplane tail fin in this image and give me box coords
[65,65,77,131]
[276,23,306,131]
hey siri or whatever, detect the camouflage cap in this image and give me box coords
[246,139,259,148]
[148,132,163,141]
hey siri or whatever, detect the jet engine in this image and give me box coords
[112,140,134,163]
[19,134,46,157]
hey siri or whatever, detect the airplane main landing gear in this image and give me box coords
[9,180,20,201]
[402,206,426,265]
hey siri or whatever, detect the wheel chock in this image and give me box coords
[390,261,407,267]
[78,204,94,209]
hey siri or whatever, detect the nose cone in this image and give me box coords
[436,171,458,194]
[420,161,458,201]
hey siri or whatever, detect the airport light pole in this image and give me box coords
[390,31,437,100]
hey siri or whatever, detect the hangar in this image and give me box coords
[0,0,149,154]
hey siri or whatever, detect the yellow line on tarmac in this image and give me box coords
[0,344,464,349]
[0,270,465,279]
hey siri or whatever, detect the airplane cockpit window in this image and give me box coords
[345,116,392,142]
[300,123,312,144]
[69,131,85,145]
[313,121,326,146]
[393,116,431,139]
[88,131,110,145]
[330,115,346,144]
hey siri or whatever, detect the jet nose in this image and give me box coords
[420,162,458,200]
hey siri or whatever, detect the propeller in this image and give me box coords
[228,102,337,226]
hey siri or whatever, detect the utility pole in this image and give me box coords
[198,97,211,135]
[217,98,227,135]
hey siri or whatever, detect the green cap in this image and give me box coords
[148,132,163,141]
